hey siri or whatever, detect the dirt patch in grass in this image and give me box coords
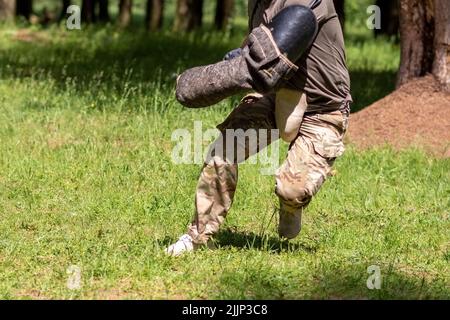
[12,29,51,43]
[15,289,49,300]
[347,75,450,157]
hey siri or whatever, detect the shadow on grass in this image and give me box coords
[215,228,318,254]
[0,26,397,113]
[349,70,397,113]
[156,232,448,299]
[0,26,240,90]
[217,262,449,300]
[155,227,318,254]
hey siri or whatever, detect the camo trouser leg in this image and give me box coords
[188,93,277,244]
[275,109,349,225]
[187,95,349,245]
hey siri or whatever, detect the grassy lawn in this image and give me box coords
[0,9,448,299]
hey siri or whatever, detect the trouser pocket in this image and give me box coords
[301,111,347,161]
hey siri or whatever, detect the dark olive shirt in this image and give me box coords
[248,0,352,112]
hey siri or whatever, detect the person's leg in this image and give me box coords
[275,109,349,239]
[189,93,278,244]
[167,94,278,255]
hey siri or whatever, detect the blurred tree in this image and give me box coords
[98,0,109,23]
[215,0,234,30]
[16,0,32,20]
[0,0,15,21]
[59,0,71,22]
[333,0,344,32]
[118,0,132,27]
[374,0,399,38]
[81,0,95,23]
[397,0,449,91]
[146,0,164,31]
[81,0,109,24]
[174,0,203,31]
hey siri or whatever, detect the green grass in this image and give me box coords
[0,11,448,299]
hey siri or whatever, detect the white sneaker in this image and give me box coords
[165,234,195,257]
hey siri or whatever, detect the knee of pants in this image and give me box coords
[203,155,237,184]
[205,154,228,167]
[275,181,313,207]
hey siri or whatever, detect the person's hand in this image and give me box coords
[223,48,243,61]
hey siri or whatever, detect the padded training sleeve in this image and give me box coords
[268,5,318,62]
[176,5,319,108]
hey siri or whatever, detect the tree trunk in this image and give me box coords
[333,0,345,32]
[191,0,203,29]
[374,0,399,38]
[16,0,32,20]
[98,0,110,23]
[0,0,15,21]
[81,0,95,23]
[215,0,234,30]
[59,0,71,22]
[174,0,203,32]
[432,0,450,90]
[118,0,132,28]
[146,0,164,31]
[397,0,435,88]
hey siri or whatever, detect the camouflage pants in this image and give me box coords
[188,93,349,244]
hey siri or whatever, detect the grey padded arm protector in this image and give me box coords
[175,51,253,109]
[176,25,298,108]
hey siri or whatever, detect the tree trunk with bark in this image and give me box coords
[146,0,164,31]
[0,0,15,21]
[432,0,450,90]
[397,0,435,87]
[215,0,234,30]
[397,0,449,91]
[118,0,132,27]
[174,0,203,32]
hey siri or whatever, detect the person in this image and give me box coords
[167,0,352,256]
